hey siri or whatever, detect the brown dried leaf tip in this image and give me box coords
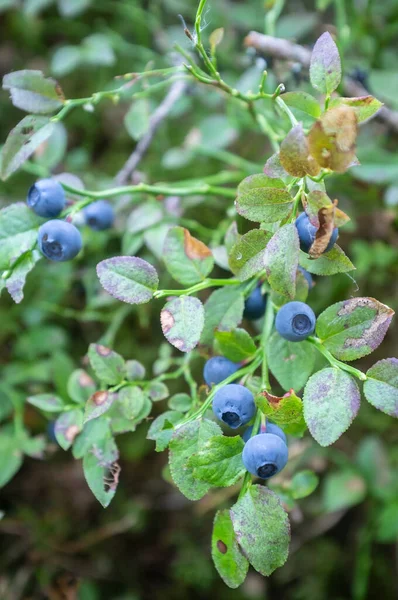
[309,202,336,259]
[92,391,108,406]
[160,309,175,334]
[183,228,212,260]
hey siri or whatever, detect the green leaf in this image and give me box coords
[279,124,320,178]
[88,343,125,385]
[124,98,151,140]
[3,69,64,114]
[229,229,271,281]
[147,410,184,452]
[323,471,366,512]
[118,386,145,419]
[256,389,305,428]
[0,115,55,180]
[235,174,293,222]
[230,485,290,576]
[189,435,245,487]
[271,267,309,307]
[83,435,119,508]
[267,332,316,391]
[214,328,256,362]
[97,256,159,305]
[127,202,163,235]
[264,223,299,299]
[328,95,383,123]
[168,393,192,412]
[125,360,146,381]
[303,368,360,446]
[299,245,355,275]
[0,427,23,488]
[316,297,394,361]
[291,470,319,499]
[200,286,245,349]
[57,0,91,17]
[27,393,64,412]
[280,91,321,118]
[84,391,115,424]
[4,249,41,303]
[67,369,96,404]
[108,394,151,434]
[375,503,398,543]
[310,31,341,95]
[169,419,222,500]
[72,418,111,459]
[161,295,204,353]
[364,358,398,417]
[147,381,169,402]
[212,509,249,589]
[0,203,44,271]
[163,226,214,285]
[54,408,84,450]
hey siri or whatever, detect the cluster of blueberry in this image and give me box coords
[27,178,114,262]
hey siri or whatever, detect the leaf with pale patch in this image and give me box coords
[163,226,214,285]
[4,249,41,303]
[235,174,293,223]
[3,69,65,114]
[97,256,159,304]
[316,297,394,361]
[310,32,341,95]
[83,435,120,508]
[263,152,289,180]
[88,344,125,385]
[229,229,271,281]
[27,393,64,412]
[230,485,290,576]
[189,435,245,487]
[215,328,256,362]
[303,368,360,446]
[279,124,320,178]
[67,369,96,404]
[264,223,299,299]
[54,408,83,450]
[84,391,115,424]
[161,295,204,352]
[267,332,316,391]
[308,107,357,173]
[364,358,398,417]
[212,509,249,589]
[256,388,305,428]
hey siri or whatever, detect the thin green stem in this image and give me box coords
[275,96,298,126]
[153,277,241,300]
[261,301,275,389]
[308,337,367,381]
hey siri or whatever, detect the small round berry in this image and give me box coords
[83,200,114,231]
[295,212,338,254]
[275,301,316,342]
[27,178,66,218]
[244,286,267,320]
[212,384,255,429]
[38,220,82,262]
[203,356,239,387]
[242,422,287,444]
[298,266,313,289]
[242,433,288,479]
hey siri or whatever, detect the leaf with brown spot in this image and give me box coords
[83,436,119,507]
[161,296,204,353]
[256,388,305,427]
[84,391,115,424]
[280,123,320,178]
[309,202,336,258]
[88,343,126,386]
[54,409,84,450]
[308,107,358,173]
[163,226,214,285]
[303,190,350,228]
[211,509,249,589]
[316,297,395,361]
[329,95,383,124]
[263,152,289,180]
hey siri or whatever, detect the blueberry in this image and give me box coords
[295,212,338,254]
[38,220,82,262]
[212,384,255,429]
[242,422,287,444]
[242,433,288,479]
[27,178,66,218]
[244,285,267,320]
[83,200,114,231]
[47,421,57,443]
[204,356,239,387]
[298,266,313,289]
[275,301,316,342]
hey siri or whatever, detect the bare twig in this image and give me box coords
[115,79,187,185]
[244,31,398,133]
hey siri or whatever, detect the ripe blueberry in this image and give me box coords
[298,266,313,289]
[27,178,66,218]
[212,384,255,429]
[243,422,287,444]
[83,200,114,231]
[295,212,338,254]
[275,301,316,342]
[38,220,82,262]
[243,285,267,320]
[203,356,239,387]
[242,433,288,479]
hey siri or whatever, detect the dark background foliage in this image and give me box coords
[0,0,397,598]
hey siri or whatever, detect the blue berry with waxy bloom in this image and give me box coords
[27,178,66,218]
[242,433,288,479]
[203,356,239,387]
[243,285,267,320]
[212,384,255,429]
[243,422,287,444]
[38,220,82,262]
[298,266,313,289]
[83,200,114,231]
[275,301,316,342]
[295,212,338,254]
